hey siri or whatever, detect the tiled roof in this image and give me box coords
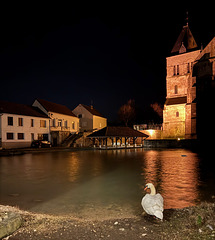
[81,104,105,118]
[171,25,198,54]
[165,96,187,105]
[36,99,77,117]
[0,101,49,118]
[87,126,149,138]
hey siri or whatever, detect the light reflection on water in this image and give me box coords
[142,150,199,209]
[0,149,214,219]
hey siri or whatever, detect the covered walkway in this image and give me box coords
[87,126,149,148]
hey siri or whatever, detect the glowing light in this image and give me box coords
[148,129,155,136]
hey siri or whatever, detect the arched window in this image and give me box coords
[173,66,176,76]
[176,112,179,117]
[174,85,178,94]
[177,65,179,75]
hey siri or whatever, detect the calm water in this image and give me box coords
[0,149,215,219]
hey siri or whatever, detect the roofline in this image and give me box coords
[0,112,50,118]
[47,110,79,118]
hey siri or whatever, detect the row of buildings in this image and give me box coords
[1,19,214,149]
[0,99,107,149]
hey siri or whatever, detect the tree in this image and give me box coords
[150,102,163,119]
[118,99,135,126]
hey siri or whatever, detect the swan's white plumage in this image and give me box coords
[141,183,164,220]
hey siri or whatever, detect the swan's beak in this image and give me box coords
[144,186,148,191]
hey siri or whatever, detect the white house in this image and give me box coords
[73,104,107,132]
[0,101,50,149]
[32,99,79,146]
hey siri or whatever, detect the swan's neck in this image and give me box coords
[150,186,156,195]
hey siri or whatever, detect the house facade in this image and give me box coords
[0,101,50,149]
[73,104,107,132]
[33,99,79,146]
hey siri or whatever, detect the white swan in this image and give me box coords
[141,183,164,220]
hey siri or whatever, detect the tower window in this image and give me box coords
[177,65,179,75]
[174,85,178,94]
[173,66,176,76]
[187,63,190,73]
[176,112,179,117]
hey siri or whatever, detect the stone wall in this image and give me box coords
[163,103,186,138]
[163,49,201,139]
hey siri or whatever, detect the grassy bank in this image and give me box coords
[1,202,215,240]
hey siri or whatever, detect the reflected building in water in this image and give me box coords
[142,150,199,209]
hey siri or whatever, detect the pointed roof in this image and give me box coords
[87,126,149,138]
[81,104,105,118]
[0,100,49,118]
[171,24,198,54]
[36,99,77,117]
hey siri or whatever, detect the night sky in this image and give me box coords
[1,3,214,122]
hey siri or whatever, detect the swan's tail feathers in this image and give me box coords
[154,211,163,220]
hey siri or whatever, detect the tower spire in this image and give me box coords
[185,11,189,26]
[171,12,198,54]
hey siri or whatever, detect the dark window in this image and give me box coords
[31,119,34,127]
[43,134,49,141]
[177,65,179,75]
[7,133,14,139]
[176,112,179,117]
[174,85,178,94]
[31,133,34,141]
[187,63,190,73]
[18,133,24,139]
[8,117,13,126]
[173,66,176,76]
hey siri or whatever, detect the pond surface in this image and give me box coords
[0,149,215,220]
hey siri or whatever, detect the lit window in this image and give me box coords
[58,120,62,127]
[38,134,43,140]
[18,118,23,126]
[40,120,46,128]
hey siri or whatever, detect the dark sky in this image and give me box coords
[1,3,214,121]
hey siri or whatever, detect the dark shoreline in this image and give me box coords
[1,202,215,240]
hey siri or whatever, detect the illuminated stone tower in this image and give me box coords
[163,19,201,139]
